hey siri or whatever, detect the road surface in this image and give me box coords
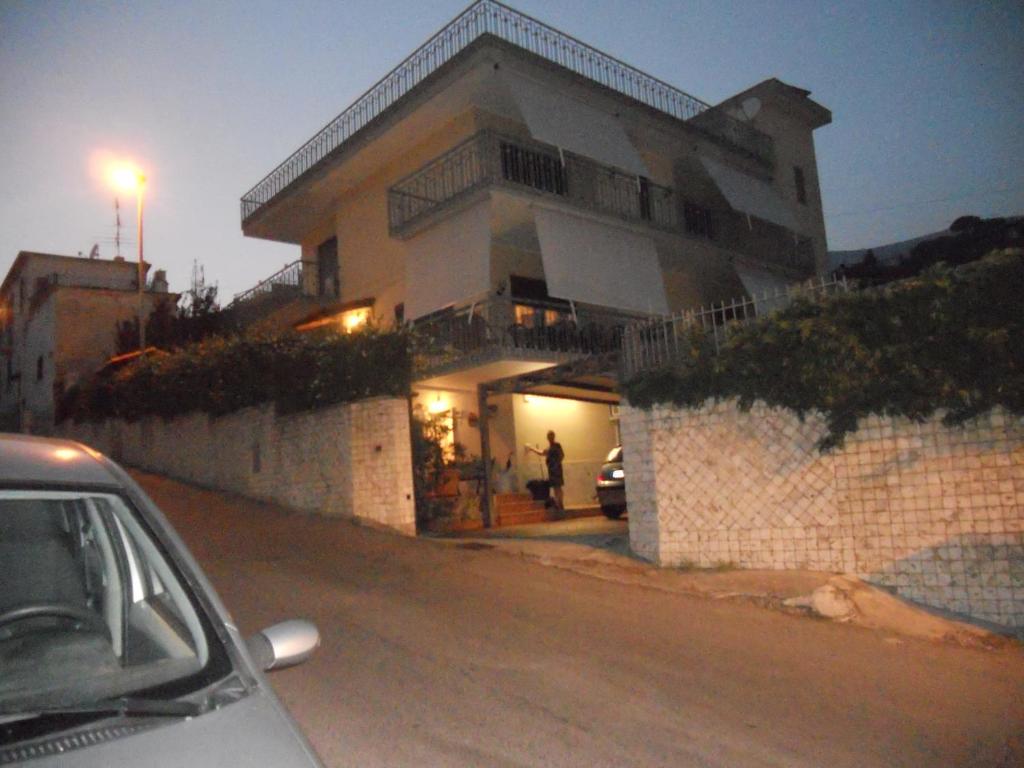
[135,471,1024,768]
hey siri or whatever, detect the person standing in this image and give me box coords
[526,430,565,511]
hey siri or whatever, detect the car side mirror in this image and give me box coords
[246,619,320,672]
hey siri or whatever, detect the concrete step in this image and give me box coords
[491,495,540,507]
[495,507,549,527]
[493,492,548,527]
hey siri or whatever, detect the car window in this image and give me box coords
[0,489,222,712]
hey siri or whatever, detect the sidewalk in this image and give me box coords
[430,527,1017,649]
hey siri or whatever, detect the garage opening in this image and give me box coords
[413,356,626,534]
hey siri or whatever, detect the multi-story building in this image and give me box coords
[235,0,831,519]
[0,251,175,434]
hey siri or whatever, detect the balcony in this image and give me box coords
[410,296,642,378]
[228,260,303,308]
[388,131,676,235]
[714,208,817,274]
[240,0,772,226]
[390,131,816,275]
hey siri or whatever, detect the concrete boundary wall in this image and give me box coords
[59,397,416,535]
[620,401,1024,628]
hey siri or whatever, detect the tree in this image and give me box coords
[950,215,981,233]
[113,262,230,355]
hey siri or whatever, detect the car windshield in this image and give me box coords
[0,489,224,712]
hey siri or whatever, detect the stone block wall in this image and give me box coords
[620,401,1024,628]
[60,397,416,535]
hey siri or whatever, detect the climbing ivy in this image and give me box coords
[623,250,1024,450]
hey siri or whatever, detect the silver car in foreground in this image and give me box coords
[0,434,323,766]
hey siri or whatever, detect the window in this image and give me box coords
[500,142,567,196]
[317,237,339,298]
[513,304,564,327]
[794,166,807,205]
[0,490,227,712]
[638,176,652,221]
[394,303,405,325]
[509,275,550,301]
[36,355,43,382]
[683,202,714,239]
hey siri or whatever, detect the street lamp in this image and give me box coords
[109,163,147,352]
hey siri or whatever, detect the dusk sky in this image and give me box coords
[2,0,1021,300]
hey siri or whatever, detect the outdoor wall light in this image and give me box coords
[428,394,449,414]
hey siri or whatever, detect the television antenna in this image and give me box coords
[114,197,123,258]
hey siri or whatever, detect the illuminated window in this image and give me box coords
[514,304,566,327]
[514,304,537,326]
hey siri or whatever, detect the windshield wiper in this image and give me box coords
[0,696,203,723]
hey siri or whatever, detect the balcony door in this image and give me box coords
[317,237,339,299]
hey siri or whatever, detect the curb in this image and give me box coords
[437,536,1017,650]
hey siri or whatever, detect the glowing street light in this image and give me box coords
[108,162,147,352]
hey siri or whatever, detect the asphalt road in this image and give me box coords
[135,471,1024,768]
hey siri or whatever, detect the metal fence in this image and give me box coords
[228,260,303,307]
[411,295,644,373]
[241,0,771,222]
[621,275,849,376]
[388,131,676,233]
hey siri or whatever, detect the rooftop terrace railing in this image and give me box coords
[241,0,771,223]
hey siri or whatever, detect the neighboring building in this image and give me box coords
[235,0,831,517]
[0,251,175,434]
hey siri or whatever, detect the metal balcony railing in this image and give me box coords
[228,260,303,307]
[410,296,644,375]
[388,131,676,234]
[240,0,772,224]
[714,208,817,273]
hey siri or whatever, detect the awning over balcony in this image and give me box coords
[735,262,793,314]
[533,206,668,315]
[405,200,492,321]
[503,72,649,177]
[700,156,796,230]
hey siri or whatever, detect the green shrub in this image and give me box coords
[60,329,411,424]
[624,250,1024,450]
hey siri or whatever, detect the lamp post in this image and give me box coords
[110,165,147,352]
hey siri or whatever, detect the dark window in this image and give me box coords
[500,142,567,196]
[638,177,652,221]
[794,166,807,205]
[394,303,405,325]
[509,275,551,301]
[36,355,43,381]
[19,279,25,313]
[317,237,339,298]
[683,202,714,239]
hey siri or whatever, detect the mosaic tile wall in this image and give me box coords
[621,402,1024,628]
